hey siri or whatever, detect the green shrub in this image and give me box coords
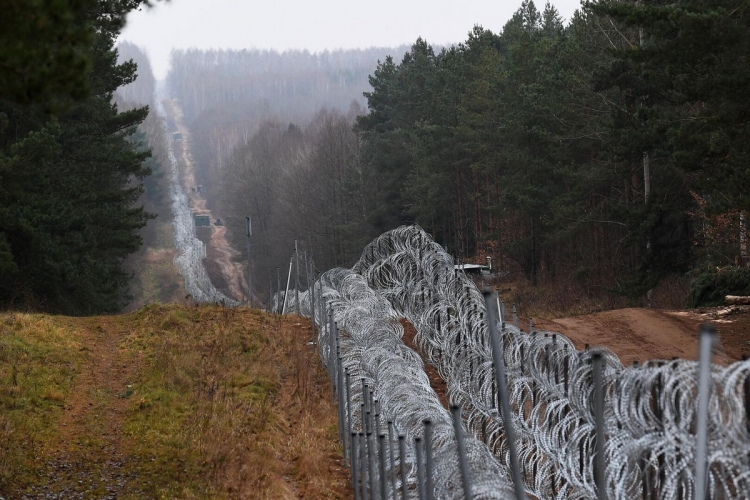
[687,266,750,307]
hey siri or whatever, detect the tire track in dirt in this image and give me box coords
[163,100,247,302]
[22,317,143,499]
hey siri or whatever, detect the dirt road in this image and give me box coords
[529,307,750,365]
[162,99,248,302]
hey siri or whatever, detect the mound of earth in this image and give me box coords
[530,307,750,365]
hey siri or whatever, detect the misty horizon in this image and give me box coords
[119,0,583,79]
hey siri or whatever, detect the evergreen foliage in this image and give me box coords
[688,266,750,307]
[355,0,750,301]
[0,1,153,314]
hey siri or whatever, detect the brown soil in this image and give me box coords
[400,319,450,408]
[17,315,144,498]
[525,307,750,365]
[163,99,248,303]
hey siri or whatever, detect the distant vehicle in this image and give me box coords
[214,218,224,226]
[194,214,210,227]
[173,132,182,140]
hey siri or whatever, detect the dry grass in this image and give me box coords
[0,313,83,488]
[0,305,350,499]
[124,224,186,312]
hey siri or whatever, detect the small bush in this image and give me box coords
[687,266,750,307]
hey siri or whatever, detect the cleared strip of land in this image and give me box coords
[0,305,349,499]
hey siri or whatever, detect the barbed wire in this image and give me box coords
[351,225,750,499]
[294,268,516,499]
[157,101,239,306]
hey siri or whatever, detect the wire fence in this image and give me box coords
[271,225,750,499]
[354,225,750,499]
[157,100,239,306]
[295,268,516,499]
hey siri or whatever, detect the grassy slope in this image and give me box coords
[124,222,187,312]
[0,305,349,499]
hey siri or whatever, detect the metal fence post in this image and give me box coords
[483,290,525,500]
[378,434,388,500]
[337,351,347,462]
[346,369,353,460]
[423,420,434,500]
[415,437,426,500]
[398,435,408,500]
[451,405,472,499]
[368,432,376,500]
[294,239,300,314]
[592,351,606,500]
[318,279,324,342]
[282,255,293,314]
[695,324,717,500]
[276,266,281,314]
[360,432,369,500]
[309,255,316,344]
[388,421,397,500]
[352,432,360,500]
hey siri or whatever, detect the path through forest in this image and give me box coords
[163,99,248,302]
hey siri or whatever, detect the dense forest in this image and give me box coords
[166,46,413,290]
[0,0,156,314]
[172,0,750,309]
[2,0,748,313]
[353,0,750,306]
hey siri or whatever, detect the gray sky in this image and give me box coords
[120,0,584,80]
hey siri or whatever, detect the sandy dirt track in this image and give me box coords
[529,307,750,365]
[163,100,248,302]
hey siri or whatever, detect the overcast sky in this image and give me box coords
[120,0,584,80]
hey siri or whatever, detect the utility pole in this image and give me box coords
[245,217,253,307]
[644,151,653,307]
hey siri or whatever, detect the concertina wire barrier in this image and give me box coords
[295,268,516,499]
[158,101,239,306]
[352,225,750,499]
[278,225,750,499]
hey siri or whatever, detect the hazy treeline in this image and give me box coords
[167,46,411,293]
[168,46,411,125]
[0,1,155,314]
[355,0,750,304]
[217,108,369,287]
[168,46,410,193]
[171,0,750,306]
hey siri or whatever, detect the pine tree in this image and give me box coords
[0,1,153,313]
